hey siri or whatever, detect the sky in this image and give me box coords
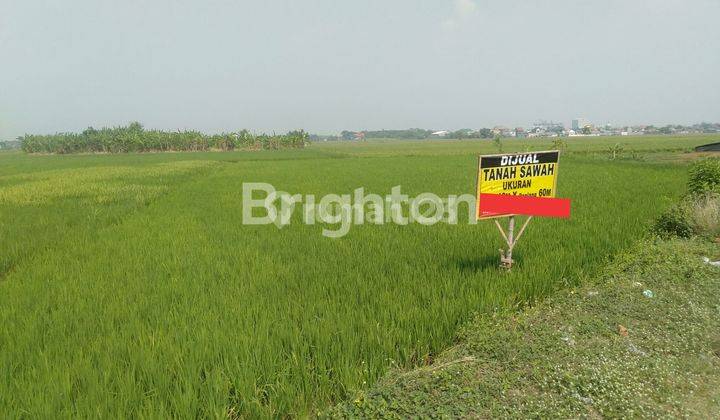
[1,0,719,139]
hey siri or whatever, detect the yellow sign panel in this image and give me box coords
[476,150,560,219]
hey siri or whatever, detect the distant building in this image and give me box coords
[431,130,450,137]
[339,131,366,141]
[491,126,511,137]
[533,120,564,133]
[571,118,589,131]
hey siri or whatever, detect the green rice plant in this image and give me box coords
[0,138,700,417]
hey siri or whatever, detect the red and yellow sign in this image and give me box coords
[476,151,563,219]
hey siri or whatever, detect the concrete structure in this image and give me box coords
[571,118,589,131]
[695,142,720,152]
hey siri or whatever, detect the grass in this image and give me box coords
[688,194,720,238]
[0,135,713,417]
[327,237,720,418]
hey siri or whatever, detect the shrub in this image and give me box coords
[655,158,720,238]
[492,135,503,153]
[652,201,693,238]
[687,158,720,195]
[654,191,720,239]
[608,143,624,160]
[551,138,567,151]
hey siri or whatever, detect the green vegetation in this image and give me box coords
[0,135,715,417]
[551,138,568,152]
[328,164,720,418]
[19,122,308,154]
[654,158,720,238]
[608,142,625,160]
[0,140,21,151]
[688,158,720,195]
[327,237,720,418]
[341,128,434,140]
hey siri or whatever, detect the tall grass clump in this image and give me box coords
[654,158,720,238]
[19,122,308,154]
[686,193,720,238]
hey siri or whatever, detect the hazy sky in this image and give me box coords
[1,0,719,138]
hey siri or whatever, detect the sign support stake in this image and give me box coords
[496,215,533,270]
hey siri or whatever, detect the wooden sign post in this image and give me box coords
[495,215,534,269]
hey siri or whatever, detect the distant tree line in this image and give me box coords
[0,140,21,150]
[308,122,720,142]
[341,129,435,140]
[318,128,499,141]
[19,122,308,154]
[448,128,496,139]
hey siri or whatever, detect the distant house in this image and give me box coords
[491,126,511,137]
[340,131,365,141]
[431,130,450,137]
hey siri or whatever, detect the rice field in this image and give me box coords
[0,135,714,417]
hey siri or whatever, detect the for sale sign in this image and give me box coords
[476,151,562,219]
